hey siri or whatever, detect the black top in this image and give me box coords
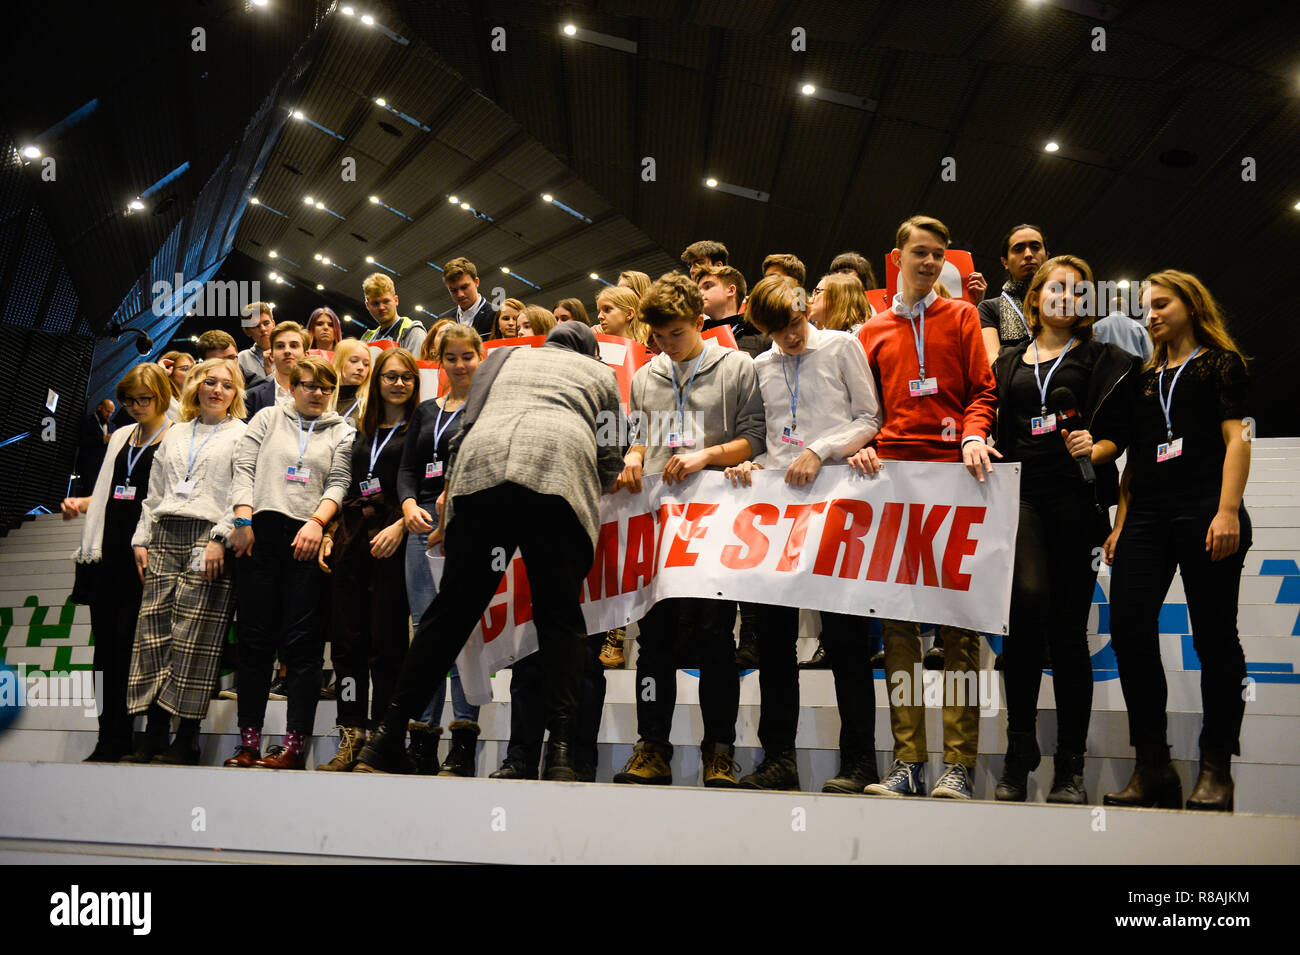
[337,384,362,420]
[102,439,160,584]
[1129,347,1249,498]
[998,347,1095,487]
[396,397,465,506]
[344,421,408,505]
[978,293,1032,352]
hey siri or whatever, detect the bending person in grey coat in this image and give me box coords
[356,322,623,779]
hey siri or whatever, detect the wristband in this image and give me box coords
[232,517,252,528]
[309,515,326,528]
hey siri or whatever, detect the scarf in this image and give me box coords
[997,277,1032,343]
[73,423,140,564]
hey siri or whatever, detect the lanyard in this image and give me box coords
[295,413,318,467]
[905,305,928,379]
[1002,292,1032,338]
[1157,347,1202,441]
[671,344,709,427]
[368,421,403,479]
[126,422,168,485]
[781,353,802,430]
[344,399,361,419]
[433,402,461,458]
[185,417,227,480]
[1031,338,1076,415]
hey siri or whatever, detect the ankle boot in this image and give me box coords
[354,706,413,774]
[1046,751,1087,804]
[542,721,578,782]
[437,720,480,777]
[152,718,202,765]
[1103,744,1182,808]
[1185,749,1234,812]
[994,731,1041,802]
[123,704,171,763]
[406,721,443,775]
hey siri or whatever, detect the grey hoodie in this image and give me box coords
[231,403,355,520]
[630,343,766,475]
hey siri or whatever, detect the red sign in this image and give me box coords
[884,249,976,304]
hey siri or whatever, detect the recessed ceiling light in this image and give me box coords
[341,5,354,14]
[21,145,40,159]
[365,255,375,263]
[801,83,815,95]
[315,201,324,209]
[374,97,386,107]
[590,272,599,280]
[448,195,459,204]
[316,284,324,290]
[361,14,374,25]
[705,178,718,188]
[269,272,278,280]
[268,250,278,258]
[322,257,331,265]
[292,110,304,120]
[314,253,322,260]
[1044,141,1060,152]
[250,197,260,205]
[343,314,353,321]
[128,199,145,211]
[304,196,314,204]
[369,195,380,203]
[501,266,510,273]
[563,24,577,36]
[541,193,554,202]
[1294,199,1300,211]
[1117,280,1130,289]
[460,202,470,210]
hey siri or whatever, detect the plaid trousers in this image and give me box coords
[127,516,236,719]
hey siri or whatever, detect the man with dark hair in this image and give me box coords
[978,224,1048,363]
[244,322,307,420]
[829,251,878,292]
[697,265,767,360]
[197,329,239,361]
[680,240,729,279]
[762,253,807,287]
[441,257,497,337]
[75,398,116,494]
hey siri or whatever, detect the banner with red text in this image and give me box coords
[446,461,1021,704]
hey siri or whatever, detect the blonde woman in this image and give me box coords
[807,273,869,333]
[595,286,648,344]
[331,338,371,425]
[124,358,248,764]
[492,298,524,340]
[617,270,651,299]
[518,305,557,338]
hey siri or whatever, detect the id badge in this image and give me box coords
[781,426,804,447]
[1030,414,1057,436]
[285,465,311,483]
[1156,438,1184,462]
[360,478,382,497]
[908,377,939,397]
[113,485,137,501]
[190,545,206,574]
[667,432,682,448]
[425,460,443,478]
[174,479,196,498]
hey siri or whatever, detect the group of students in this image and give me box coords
[64,214,1252,813]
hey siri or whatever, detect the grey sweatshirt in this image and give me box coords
[231,403,355,520]
[630,343,767,475]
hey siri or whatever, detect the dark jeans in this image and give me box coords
[388,484,589,740]
[634,597,738,750]
[1109,491,1252,755]
[328,512,409,728]
[506,634,607,772]
[235,512,330,735]
[755,606,874,756]
[1005,489,1105,754]
[89,564,144,748]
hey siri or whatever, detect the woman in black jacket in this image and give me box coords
[992,254,1139,804]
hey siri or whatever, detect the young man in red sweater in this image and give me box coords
[853,215,998,799]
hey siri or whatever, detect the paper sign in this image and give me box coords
[885,249,976,304]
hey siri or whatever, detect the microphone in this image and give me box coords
[1049,386,1095,484]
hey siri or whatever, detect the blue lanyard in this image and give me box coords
[368,420,403,479]
[1002,292,1032,338]
[433,402,461,458]
[295,413,318,467]
[1031,338,1076,415]
[126,422,168,485]
[1157,347,1202,441]
[905,305,928,379]
[344,399,361,419]
[781,353,802,430]
[184,417,227,480]
[671,345,708,426]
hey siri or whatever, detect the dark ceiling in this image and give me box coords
[2,0,1298,431]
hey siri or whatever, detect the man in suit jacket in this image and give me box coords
[356,323,622,780]
[76,398,116,493]
[442,256,498,337]
[243,321,306,421]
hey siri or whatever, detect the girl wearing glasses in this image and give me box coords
[122,358,248,764]
[63,364,174,762]
[807,273,869,334]
[225,356,355,769]
[316,348,421,770]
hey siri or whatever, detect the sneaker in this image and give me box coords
[267,677,287,701]
[739,752,800,790]
[217,688,238,701]
[316,725,366,772]
[864,759,926,797]
[701,742,741,788]
[931,762,974,799]
[599,630,625,669]
[613,741,672,785]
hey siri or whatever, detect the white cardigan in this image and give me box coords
[132,416,247,547]
[73,423,141,564]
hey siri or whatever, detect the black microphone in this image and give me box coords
[1049,386,1095,484]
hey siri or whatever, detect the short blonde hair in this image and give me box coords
[896,215,950,249]
[362,272,396,300]
[115,364,172,413]
[270,320,307,349]
[178,358,247,421]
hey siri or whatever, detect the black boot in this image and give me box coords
[735,633,760,669]
[542,724,579,782]
[923,633,945,671]
[122,704,171,763]
[1104,744,1182,808]
[490,758,537,779]
[1046,750,1087,804]
[437,720,480,777]
[994,731,1041,802]
[152,718,202,765]
[406,721,443,775]
[354,706,414,774]
[1185,749,1234,812]
[798,638,829,670]
[822,750,879,794]
[739,750,800,790]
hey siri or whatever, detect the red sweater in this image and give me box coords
[857,296,996,462]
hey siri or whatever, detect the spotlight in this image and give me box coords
[541,193,554,202]
[269,250,278,258]
[1294,200,1300,211]
[361,14,374,25]
[314,253,322,260]
[269,272,278,280]
[563,24,577,36]
[316,283,324,290]
[315,201,324,209]
[343,314,353,322]
[460,202,470,210]
[705,178,718,188]
[374,97,386,107]
[304,195,315,204]
[501,266,510,273]
[801,83,816,95]
[1044,141,1060,152]
[21,145,40,159]
[250,197,260,205]
[448,195,459,204]
[341,5,354,14]
[365,255,375,263]
[128,198,145,211]
[322,257,331,265]
[252,0,268,6]
[369,195,380,203]
[292,110,305,120]
[590,272,599,280]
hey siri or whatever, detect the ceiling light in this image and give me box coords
[705,178,718,188]
[369,195,380,203]
[315,201,324,209]
[590,272,599,280]
[268,302,276,309]
[374,97,386,107]
[252,0,268,6]
[541,193,554,202]
[314,253,322,261]
[365,255,375,263]
[1294,200,1300,211]
[21,145,40,159]
[563,24,577,36]
[460,202,470,210]
[128,199,145,211]
[448,195,459,204]
[304,195,314,204]
[1044,141,1060,152]
[322,257,331,265]
[292,110,304,120]
[341,5,354,14]
[343,314,353,322]
[361,14,374,25]
[250,197,260,205]
[501,266,510,273]
[1117,280,1130,289]
[269,272,278,280]
[268,250,278,258]
[801,84,816,95]
[316,284,324,290]
[415,305,424,311]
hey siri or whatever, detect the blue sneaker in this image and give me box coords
[931,762,974,799]
[864,759,926,797]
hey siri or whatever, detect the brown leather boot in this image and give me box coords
[316,725,367,772]
[1103,744,1182,808]
[1185,749,1234,812]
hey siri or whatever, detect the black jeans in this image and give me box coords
[388,485,589,739]
[634,597,738,750]
[88,563,144,748]
[1004,489,1106,753]
[505,634,607,772]
[1109,490,1252,755]
[235,512,330,735]
[755,606,874,756]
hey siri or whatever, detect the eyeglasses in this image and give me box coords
[120,396,155,408]
[812,287,825,296]
[296,382,334,395]
[380,372,416,385]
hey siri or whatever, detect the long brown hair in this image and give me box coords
[360,347,421,437]
[1143,269,1247,370]
[1023,254,1097,341]
[815,273,868,331]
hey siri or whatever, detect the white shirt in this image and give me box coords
[753,325,881,469]
[457,295,487,327]
[891,288,939,318]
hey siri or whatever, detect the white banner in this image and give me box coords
[443,461,1022,704]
